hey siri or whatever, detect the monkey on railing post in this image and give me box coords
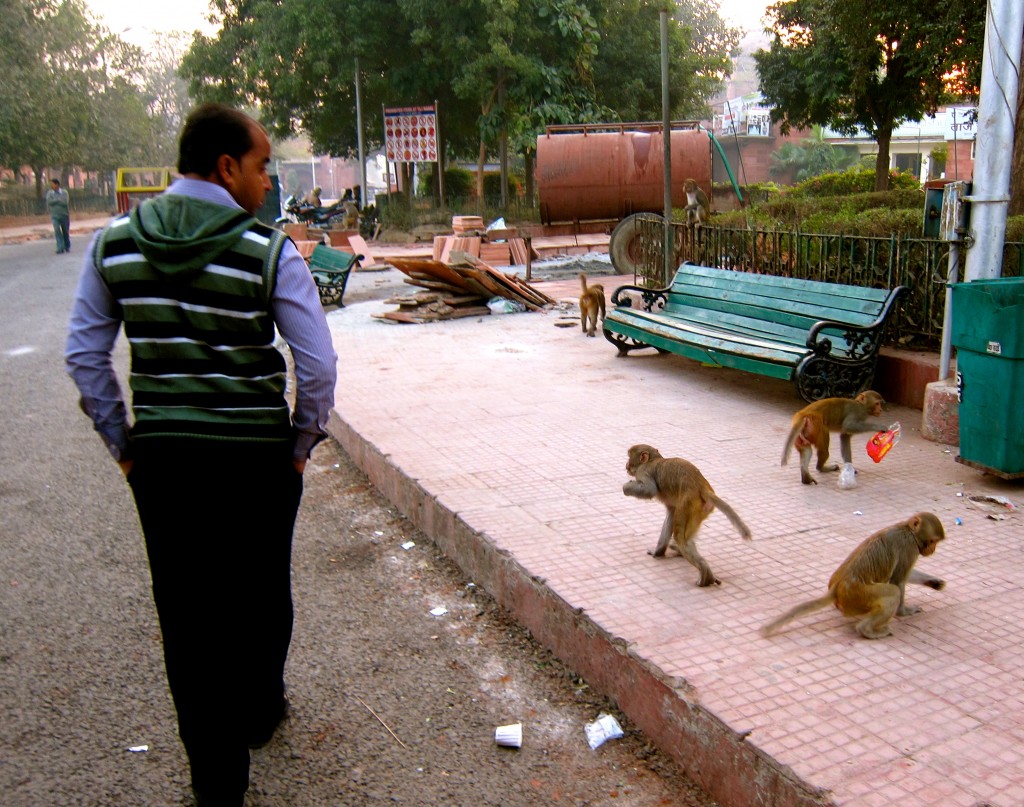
[781,391,889,485]
[683,178,710,226]
[622,444,751,587]
[761,513,946,639]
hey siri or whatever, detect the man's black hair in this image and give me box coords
[177,103,257,177]
[50,178,60,186]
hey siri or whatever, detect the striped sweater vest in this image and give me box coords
[97,214,293,443]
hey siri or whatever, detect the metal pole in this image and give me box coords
[660,9,673,284]
[436,100,444,214]
[962,0,1023,281]
[355,57,367,208]
[940,244,962,380]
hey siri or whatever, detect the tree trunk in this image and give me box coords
[523,148,535,207]
[477,139,486,200]
[1009,37,1024,217]
[873,127,892,191]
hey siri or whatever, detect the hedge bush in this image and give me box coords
[789,167,920,197]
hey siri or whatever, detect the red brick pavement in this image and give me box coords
[326,272,1024,807]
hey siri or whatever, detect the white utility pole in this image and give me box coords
[963,0,1023,281]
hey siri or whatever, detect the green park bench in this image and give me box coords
[602,262,906,402]
[308,244,361,307]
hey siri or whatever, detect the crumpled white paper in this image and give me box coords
[585,713,623,749]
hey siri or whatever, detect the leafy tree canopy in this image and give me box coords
[0,0,176,193]
[181,0,739,161]
[754,0,984,190]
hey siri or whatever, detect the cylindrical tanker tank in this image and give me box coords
[536,124,711,224]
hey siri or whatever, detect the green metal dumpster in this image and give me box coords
[951,278,1024,478]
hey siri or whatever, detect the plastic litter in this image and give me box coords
[966,495,1018,520]
[837,463,857,489]
[867,422,901,462]
[585,713,624,749]
[494,722,522,748]
[487,296,527,315]
[429,606,448,616]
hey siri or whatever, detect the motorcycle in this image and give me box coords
[276,194,348,228]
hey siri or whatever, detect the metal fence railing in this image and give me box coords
[633,218,1023,351]
[375,194,539,232]
[0,193,115,218]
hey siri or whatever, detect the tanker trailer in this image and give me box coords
[536,122,712,273]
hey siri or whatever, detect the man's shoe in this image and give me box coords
[246,695,290,749]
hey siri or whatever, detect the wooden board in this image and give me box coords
[347,235,379,267]
[387,257,473,291]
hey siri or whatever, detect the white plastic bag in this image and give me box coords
[837,462,857,489]
[487,296,526,315]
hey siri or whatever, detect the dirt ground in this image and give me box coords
[275,437,720,807]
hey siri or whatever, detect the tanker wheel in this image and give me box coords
[609,213,666,275]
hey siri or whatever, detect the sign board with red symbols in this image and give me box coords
[384,105,438,162]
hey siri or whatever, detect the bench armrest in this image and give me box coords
[610,283,669,313]
[806,286,907,358]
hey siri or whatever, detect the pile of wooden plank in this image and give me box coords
[452,215,484,235]
[432,234,538,266]
[375,252,556,324]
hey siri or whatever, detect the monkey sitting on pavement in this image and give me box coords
[781,390,889,485]
[761,512,946,639]
[578,272,606,337]
[623,444,752,587]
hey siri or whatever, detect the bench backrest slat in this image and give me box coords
[665,264,891,330]
[310,244,358,272]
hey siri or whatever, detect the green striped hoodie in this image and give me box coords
[97,195,293,443]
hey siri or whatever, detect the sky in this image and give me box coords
[86,0,771,47]
[84,0,218,46]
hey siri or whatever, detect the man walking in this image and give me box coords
[65,104,338,806]
[46,177,71,253]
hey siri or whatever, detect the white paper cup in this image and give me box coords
[494,722,523,748]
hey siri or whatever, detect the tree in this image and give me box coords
[769,125,859,182]
[754,0,984,191]
[182,0,421,154]
[587,0,738,123]
[140,33,194,166]
[0,0,159,194]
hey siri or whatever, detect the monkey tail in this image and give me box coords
[780,422,801,466]
[706,493,752,541]
[579,272,588,295]
[760,590,837,637]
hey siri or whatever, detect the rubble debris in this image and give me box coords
[966,494,1018,520]
[377,253,556,324]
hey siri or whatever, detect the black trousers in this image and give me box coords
[128,438,303,802]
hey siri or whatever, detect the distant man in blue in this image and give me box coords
[46,177,70,253]
[65,103,338,806]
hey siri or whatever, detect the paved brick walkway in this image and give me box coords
[326,272,1024,807]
